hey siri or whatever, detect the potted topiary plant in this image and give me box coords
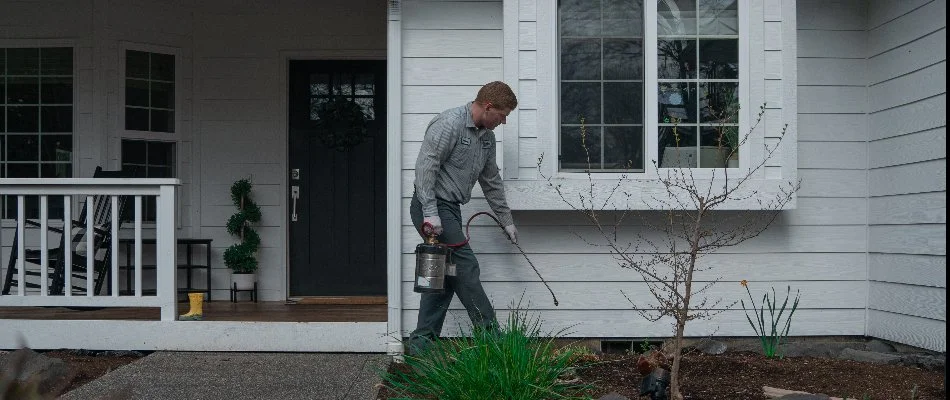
[223,178,261,291]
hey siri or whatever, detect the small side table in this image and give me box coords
[120,238,213,300]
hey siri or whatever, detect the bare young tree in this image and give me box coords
[539,104,801,399]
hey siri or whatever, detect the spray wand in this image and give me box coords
[421,212,559,307]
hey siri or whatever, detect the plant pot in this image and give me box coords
[231,272,256,290]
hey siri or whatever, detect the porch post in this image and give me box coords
[386,0,404,355]
[156,184,179,321]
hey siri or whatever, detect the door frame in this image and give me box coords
[277,50,388,303]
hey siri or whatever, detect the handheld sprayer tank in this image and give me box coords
[411,211,560,307]
[413,233,453,293]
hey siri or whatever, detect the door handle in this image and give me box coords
[291,186,300,222]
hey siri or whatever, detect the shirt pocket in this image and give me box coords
[447,137,473,168]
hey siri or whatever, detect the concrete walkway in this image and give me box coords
[60,352,390,400]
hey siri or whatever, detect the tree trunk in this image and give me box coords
[669,317,687,400]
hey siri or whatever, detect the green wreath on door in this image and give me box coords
[314,97,370,151]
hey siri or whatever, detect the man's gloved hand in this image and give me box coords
[423,216,443,236]
[504,224,518,244]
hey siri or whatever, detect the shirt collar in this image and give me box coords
[464,101,477,129]
[464,102,487,136]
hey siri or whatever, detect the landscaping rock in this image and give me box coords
[774,394,831,400]
[64,349,96,357]
[782,341,858,358]
[896,353,945,370]
[598,392,631,400]
[100,350,146,357]
[837,348,902,364]
[0,348,69,394]
[863,339,896,353]
[693,339,727,355]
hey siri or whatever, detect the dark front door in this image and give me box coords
[288,60,386,297]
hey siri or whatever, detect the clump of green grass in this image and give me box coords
[381,310,591,400]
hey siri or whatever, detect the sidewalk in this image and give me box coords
[60,352,390,400]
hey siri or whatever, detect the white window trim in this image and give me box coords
[502,0,794,211]
[550,0,750,181]
[116,42,183,228]
[117,42,183,142]
[0,39,79,179]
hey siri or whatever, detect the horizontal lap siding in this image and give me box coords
[0,1,202,296]
[865,0,947,351]
[192,0,386,300]
[395,0,865,339]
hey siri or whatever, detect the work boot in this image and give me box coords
[178,292,204,320]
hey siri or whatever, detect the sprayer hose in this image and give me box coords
[419,212,559,307]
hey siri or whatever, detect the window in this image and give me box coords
[308,72,377,121]
[559,0,645,171]
[558,0,740,172]
[657,0,739,168]
[1,47,74,218]
[121,139,175,221]
[125,50,175,133]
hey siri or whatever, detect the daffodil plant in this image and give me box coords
[740,280,801,359]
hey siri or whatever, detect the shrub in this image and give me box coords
[381,310,590,400]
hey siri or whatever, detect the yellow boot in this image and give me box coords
[179,292,204,320]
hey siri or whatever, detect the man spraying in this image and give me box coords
[408,81,519,355]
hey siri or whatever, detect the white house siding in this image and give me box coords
[0,0,197,286]
[864,0,946,352]
[191,0,387,301]
[399,1,869,340]
[0,1,387,302]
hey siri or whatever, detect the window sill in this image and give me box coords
[503,175,797,211]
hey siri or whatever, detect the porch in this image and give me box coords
[0,179,391,352]
[0,301,387,322]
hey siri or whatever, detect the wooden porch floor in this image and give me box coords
[0,301,387,322]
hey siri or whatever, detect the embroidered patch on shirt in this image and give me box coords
[461,136,472,146]
[482,140,492,149]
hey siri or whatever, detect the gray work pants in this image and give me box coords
[407,193,497,355]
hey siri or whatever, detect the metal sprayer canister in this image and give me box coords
[414,239,449,293]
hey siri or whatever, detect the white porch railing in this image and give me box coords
[0,178,179,321]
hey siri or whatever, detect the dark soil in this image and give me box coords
[377,351,946,399]
[42,350,145,394]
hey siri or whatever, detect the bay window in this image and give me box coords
[558,0,741,172]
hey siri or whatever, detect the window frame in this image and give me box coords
[0,40,78,221]
[119,138,177,223]
[116,42,183,227]
[549,0,751,181]
[0,40,79,180]
[117,42,182,142]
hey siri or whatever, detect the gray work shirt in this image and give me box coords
[414,102,514,227]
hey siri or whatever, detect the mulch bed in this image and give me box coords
[43,350,145,394]
[377,351,946,399]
